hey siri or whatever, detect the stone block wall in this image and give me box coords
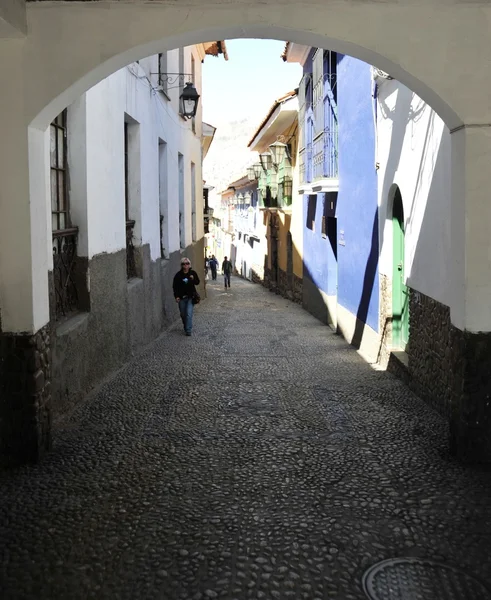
[0,325,52,467]
[50,240,204,423]
[0,239,205,468]
[382,287,491,463]
[256,266,302,305]
[407,290,453,418]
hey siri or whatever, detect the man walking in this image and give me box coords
[209,255,218,280]
[222,256,233,289]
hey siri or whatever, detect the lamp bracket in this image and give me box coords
[151,72,194,90]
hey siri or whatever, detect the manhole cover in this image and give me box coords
[362,558,491,600]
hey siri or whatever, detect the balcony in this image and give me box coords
[311,127,339,193]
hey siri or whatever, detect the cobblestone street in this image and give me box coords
[1,277,491,599]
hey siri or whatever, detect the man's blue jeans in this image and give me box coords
[178,297,194,333]
[224,273,231,287]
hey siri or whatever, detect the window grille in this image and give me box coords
[50,109,80,320]
[50,109,69,232]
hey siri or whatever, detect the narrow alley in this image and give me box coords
[1,279,491,599]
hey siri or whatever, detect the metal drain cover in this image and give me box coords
[362,557,491,600]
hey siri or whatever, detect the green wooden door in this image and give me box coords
[392,191,409,348]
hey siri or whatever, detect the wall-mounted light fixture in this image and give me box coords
[151,72,200,119]
[260,153,273,171]
[253,163,263,179]
[179,82,200,119]
[269,141,288,167]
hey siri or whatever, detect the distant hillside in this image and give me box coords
[203,116,259,205]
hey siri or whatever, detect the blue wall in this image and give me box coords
[336,55,379,332]
[301,52,379,333]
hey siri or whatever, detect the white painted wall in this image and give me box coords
[377,78,451,306]
[63,47,204,264]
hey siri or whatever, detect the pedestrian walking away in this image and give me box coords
[222,256,233,289]
[209,255,219,280]
[173,257,200,336]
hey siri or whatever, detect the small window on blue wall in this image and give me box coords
[306,194,317,231]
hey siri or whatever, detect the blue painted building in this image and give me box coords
[284,43,379,352]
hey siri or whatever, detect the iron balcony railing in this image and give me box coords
[52,227,79,320]
[313,127,339,180]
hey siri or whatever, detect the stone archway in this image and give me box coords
[2,0,491,465]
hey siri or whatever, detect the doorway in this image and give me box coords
[392,187,409,349]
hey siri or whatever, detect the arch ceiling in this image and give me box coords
[22,0,491,131]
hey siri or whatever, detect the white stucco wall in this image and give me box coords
[377,78,451,306]
[62,47,203,263]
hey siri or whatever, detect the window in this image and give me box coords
[159,139,168,258]
[191,162,197,242]
[178,153,185,248]
[51,109,79,320]
[306,194,317,231]
[158,52,168,96]
[191,54,196,132]
[178,47,185,104]
[323,50,338,178]
[50,109,69,232]
[124,119,139,279]
[124,122,130,221]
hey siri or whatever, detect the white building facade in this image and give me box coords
[5,42,227,461]
[375,71,454,421]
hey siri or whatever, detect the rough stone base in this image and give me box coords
[258,266,303,304]
[0,325,51,467]
[449,328,491,463]
[387,288,491,463]
[407,290,453,418]
[50,239,205,427]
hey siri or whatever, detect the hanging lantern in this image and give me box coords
[179,82,200,119]
[269,141,288,167]
[247,166,256,181]
[260,153,273,171]
[253,163,263,179]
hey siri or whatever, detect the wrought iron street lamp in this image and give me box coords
[269,141,288,167]
[247,166,256,181]
[179,82,200,119]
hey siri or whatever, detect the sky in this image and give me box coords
[201,39,302,127]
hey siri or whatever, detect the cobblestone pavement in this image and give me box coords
[2,277,491,600]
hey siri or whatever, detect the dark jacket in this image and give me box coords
[222,260,233,274]
[173,269,200,299]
